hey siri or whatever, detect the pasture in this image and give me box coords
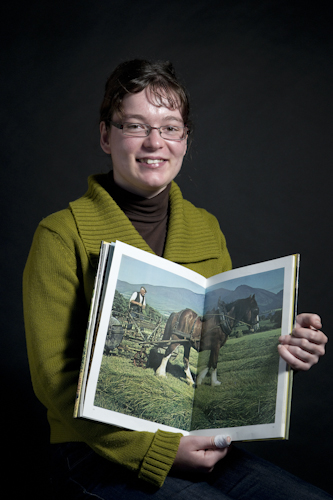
[94,328,281,432]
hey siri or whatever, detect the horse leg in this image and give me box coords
[208,334,223,386]
[196,367,209,385]
[156,352,173,378]
[211,368,221,386]
[197,364,221,386]
[183,343,194,386]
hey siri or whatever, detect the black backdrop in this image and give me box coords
[2,1,332,497]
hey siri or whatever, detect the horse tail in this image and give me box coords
[161,311,177,341]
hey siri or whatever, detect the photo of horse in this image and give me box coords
[93,254,286,432]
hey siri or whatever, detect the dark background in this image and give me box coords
[2,1,332,497]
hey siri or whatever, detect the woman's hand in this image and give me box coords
[171,435,230,473]
[278,313,327,370]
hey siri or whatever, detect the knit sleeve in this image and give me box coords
[23,221,181,487]
[206,211,232,274]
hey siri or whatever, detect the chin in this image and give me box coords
[137,174,170,190]
[141,169,178,187]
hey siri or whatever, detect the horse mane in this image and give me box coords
[223,295,256,316]
[202,307,217,321]
[234,295,253,316]
[216,294,258,333]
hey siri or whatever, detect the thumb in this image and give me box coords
[212,435,232,449]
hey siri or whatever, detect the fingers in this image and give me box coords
[278,313,327,371]
[278,344,318,370]
[172,435,230,473]
[295,313,322,330]
[181,434,231,450]
[279,330,327,355]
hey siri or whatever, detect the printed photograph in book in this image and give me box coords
[93,253,286,432]
[191,269,284,431]
[94,254,205,431]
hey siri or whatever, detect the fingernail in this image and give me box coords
[214,435,231,448]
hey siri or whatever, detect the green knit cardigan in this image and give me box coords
[23,174,231,487]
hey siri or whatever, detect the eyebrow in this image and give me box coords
[122,114,183,124]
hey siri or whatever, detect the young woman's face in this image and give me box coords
[100,89,187,198]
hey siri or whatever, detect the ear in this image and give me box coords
[100,121,111,154]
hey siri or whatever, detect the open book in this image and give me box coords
[74,241,299,442]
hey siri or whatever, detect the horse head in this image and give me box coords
[245,294,260,332]
[218,295,260,333]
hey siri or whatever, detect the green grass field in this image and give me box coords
[94,328,281,431]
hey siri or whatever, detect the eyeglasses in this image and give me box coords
[109,120,188,141]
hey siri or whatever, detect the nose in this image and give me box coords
[143,128,163,149]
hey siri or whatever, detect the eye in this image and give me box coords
[162,125,183,137]
[165,126,180,132]
[125,123,146,130]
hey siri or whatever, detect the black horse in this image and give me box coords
[155,295,259,386]
[197,294,259,385]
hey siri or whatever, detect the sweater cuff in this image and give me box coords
[138,429,182,487]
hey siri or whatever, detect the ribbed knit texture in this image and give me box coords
[138,430,182,484]
[68,174,230,274]
[23,174,231,488]
[106,173,170,256]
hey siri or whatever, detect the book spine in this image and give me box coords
[73,241,110,417]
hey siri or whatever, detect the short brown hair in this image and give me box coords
[100,59,191,131]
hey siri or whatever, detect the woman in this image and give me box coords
[23,59,329,499]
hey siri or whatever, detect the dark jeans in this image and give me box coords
[50,442,332,500]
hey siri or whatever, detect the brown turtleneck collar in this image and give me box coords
[106,172,170,256]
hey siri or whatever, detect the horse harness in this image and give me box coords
[171,310,201,343]
[217,300,259,332]
[171,307,231,342]
[217,301,234,336]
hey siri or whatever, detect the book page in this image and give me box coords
[82,241,207,433]
[79,243,298,440]
[190,255,298,440]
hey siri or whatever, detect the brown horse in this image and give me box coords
[155,308,203,386]
[155,295,259,386]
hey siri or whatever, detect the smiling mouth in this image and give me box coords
[137,158,166,164]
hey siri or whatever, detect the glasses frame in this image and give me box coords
[109,120,188,142]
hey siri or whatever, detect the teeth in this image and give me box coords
[139,159,164,164]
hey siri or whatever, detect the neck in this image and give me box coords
[106,172,171,256]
